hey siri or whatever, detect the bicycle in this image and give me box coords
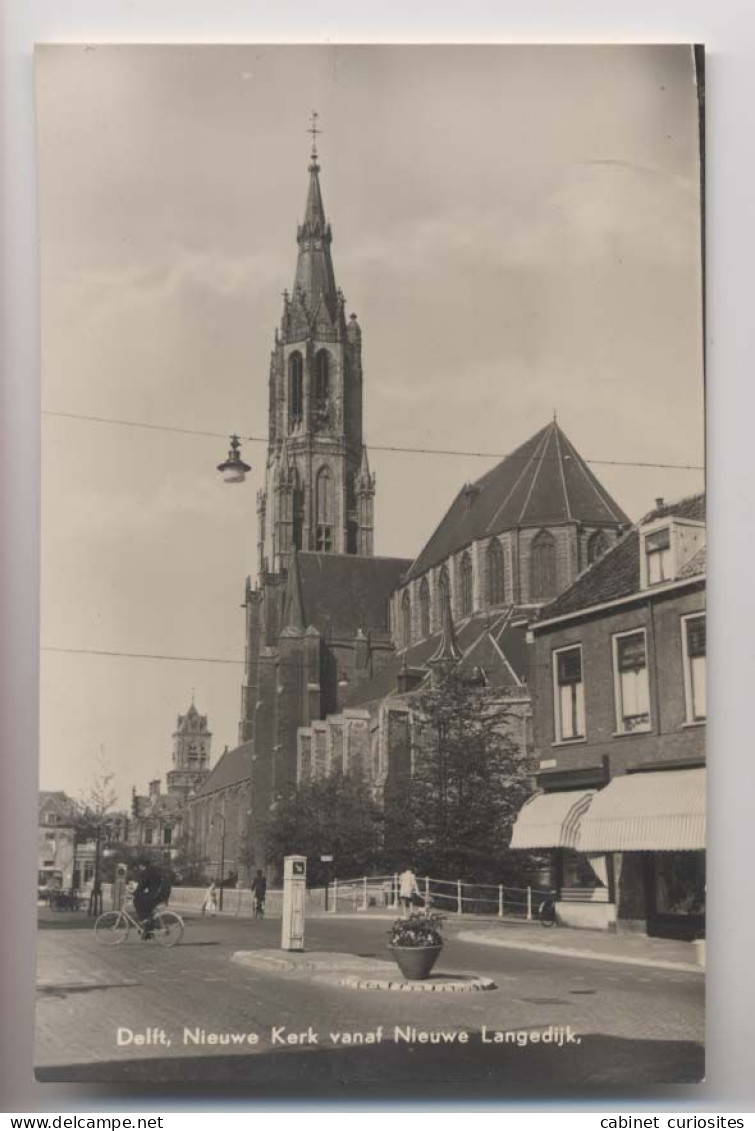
[94,903,184,947]
[538,896,557,928]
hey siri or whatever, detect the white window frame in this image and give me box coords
[552,643,586,743]
[681,612,706,724]
[612,627,652,734]
[645,525,672,586]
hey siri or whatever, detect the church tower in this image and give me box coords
[257,115,376,579]
[166,699,212,799]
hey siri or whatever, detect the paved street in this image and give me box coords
[35,914,704,1096]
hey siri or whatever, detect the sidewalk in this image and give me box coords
[455,919,705,973]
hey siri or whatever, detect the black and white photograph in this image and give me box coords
[34,44,706,1096]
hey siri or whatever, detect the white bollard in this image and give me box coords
[457,880,463,915]
[361,876,368,910]
[281,855,307,951]
[498,885,504,918]
[526,885,532,921]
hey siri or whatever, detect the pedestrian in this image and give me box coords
[201,880,217,917]
[251,869,267,918]
[398,866,421,914]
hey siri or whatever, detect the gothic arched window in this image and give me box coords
[587,530,609,565]
[487,538,506,606]
[419,577,431,638]
[315,466,333,552]
[315,350,330,403]
[401,591,412,648]
[530,530,557,600]
[437,565,450,625]
[288,352,303,428]
[459,552,473,617]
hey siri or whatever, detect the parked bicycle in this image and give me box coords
[94,903,184,947]
[538,896,557,927]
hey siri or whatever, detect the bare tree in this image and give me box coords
[76,747,119,915]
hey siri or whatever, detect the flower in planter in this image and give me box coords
[388,911,444,948]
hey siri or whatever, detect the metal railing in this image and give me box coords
[325,873,555,920]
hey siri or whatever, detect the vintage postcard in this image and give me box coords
[35,45,705,1095]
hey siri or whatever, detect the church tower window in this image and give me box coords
[487,538,505,606]
[289,352,304,429]
[419,577,430,638]
[459,552,473,617]
[401,591,412,647]
[315,466,333,552]
[437,565,450,624]
[530,530,557,599]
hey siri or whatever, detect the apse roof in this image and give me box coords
[405,420,630,581]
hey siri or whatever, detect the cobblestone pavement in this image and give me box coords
[35,914,704,1095]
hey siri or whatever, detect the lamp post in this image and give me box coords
[211,813,226,911]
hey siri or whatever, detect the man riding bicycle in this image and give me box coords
[133,862,171,938]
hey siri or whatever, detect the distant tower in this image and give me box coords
[166,698,212,799]
[258,113,375,578]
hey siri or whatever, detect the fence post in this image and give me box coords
[498,885,504,918]
[424,875,430,907]
[526,885,532,921]
[393,872,399,908]
[457,880,463,915]
[361,876,368,911]
[331,878,338,913]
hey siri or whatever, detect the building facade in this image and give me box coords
[512,493,706,939]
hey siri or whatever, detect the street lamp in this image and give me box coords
[211,813,226,911]
[217,434,251,484]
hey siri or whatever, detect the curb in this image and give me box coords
[457,931,704,974]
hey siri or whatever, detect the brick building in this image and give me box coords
[511,493,706,939]
[184,743,251,884]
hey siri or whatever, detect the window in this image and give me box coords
[587,531,609,565]
[315,467,333,552]
[553,645,585,741]
[144,826,154,845]
[530,530,557,600]
[487,539,505,606]
[163,826,173,846]
[682,614,706,722]
[292,473,304,551]
[288,352,304,428]
[437,565,450,622]
[459,552,473,617]
[401,591,412,647]
[646,526,671,584]
[419,577,431,638]
[613,630,651,732]
[315,350,330,404]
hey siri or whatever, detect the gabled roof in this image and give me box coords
[284,552,412,639]
[534,492,706,623]
[405,420,629,581]
[342,608,531,709]
[192,742,252,800]
[38,791,78,822]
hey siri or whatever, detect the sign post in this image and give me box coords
[320,854,333,912]
[281,855,306,951]
[112,862,128,911]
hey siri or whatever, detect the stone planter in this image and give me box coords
[388,943,443,981]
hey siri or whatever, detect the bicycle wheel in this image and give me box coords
[94,910,130,945]
[152,910,184,947]
[538,898,556,928]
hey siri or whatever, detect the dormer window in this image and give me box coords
[646,526,671,584]
[639,517,705,589]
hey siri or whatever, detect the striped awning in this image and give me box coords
[510,790,595,850]
[578,767,705,852]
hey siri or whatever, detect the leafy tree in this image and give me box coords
[264,770,384,886]
[387,663,534,884]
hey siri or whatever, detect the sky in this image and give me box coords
[36,45,705,807]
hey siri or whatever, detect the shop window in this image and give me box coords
[613,629,651,733]
[561,850,606,894]
[553,645,585,741]
[652,851,705,917]
[682,613,706,722]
